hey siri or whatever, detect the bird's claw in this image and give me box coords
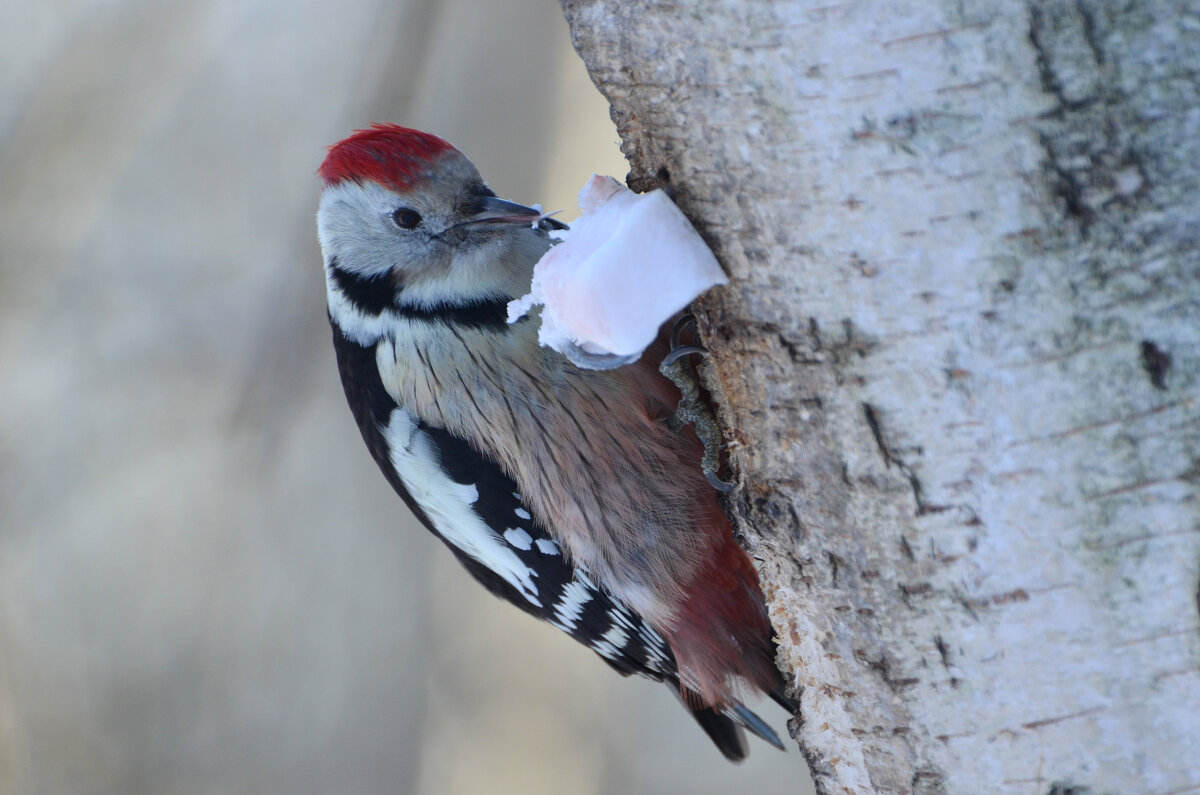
[660,314,736,492]
[705,469,736,493]
[662,344,707,367]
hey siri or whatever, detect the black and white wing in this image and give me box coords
[330,324,782,760]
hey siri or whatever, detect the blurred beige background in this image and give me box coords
[0,1,807,792]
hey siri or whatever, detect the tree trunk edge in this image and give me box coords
[558,2,1200,794]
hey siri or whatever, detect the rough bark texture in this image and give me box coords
[560,2,1200,793]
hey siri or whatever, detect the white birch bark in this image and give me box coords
[560,1,1200,792]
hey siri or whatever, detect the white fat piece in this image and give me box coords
[380,406,542,607]
[508,175,728,363]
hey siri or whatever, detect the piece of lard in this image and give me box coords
[507,175,727,368]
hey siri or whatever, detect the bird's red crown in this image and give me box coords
[319,124,455,191]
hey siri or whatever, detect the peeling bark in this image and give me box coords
[560,1,1200,793]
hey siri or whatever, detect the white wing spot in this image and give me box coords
[601,624,629,650]
[503,527,533,550]
[453,482,479,505]
[590,624,631,661]
[534,538,560,555]
[514,507,532,520]
[380,407,541,607]
[639,624,668,665]
[609,605,638,631]
[552,581,593,630]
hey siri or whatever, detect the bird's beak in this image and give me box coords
[460,196,568,231]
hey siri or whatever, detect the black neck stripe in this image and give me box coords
[396,298,513,332]
[329,257,517,332]
[329,257,394,315]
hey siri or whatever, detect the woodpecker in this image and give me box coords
[316,124,791,760]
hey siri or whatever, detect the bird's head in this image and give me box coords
[317,124,563,341]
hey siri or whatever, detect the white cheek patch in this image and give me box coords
[318,181,411,346]
[381,407,542,607]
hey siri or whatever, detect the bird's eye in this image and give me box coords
[392,208,422,229]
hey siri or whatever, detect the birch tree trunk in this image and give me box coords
[560,2,1200,793]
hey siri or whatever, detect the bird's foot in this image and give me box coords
[660,314,735,492]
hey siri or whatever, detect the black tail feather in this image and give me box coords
[771,687,799,714]
[676,681,791,761]
[727,703,785,750]
[688,706,750,762]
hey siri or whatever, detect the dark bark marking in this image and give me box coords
[1047,784,1091,795]
[826,551,840,586]
[1140,340,1171,390]
[934,635,951,670]
[863,403,938,515]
